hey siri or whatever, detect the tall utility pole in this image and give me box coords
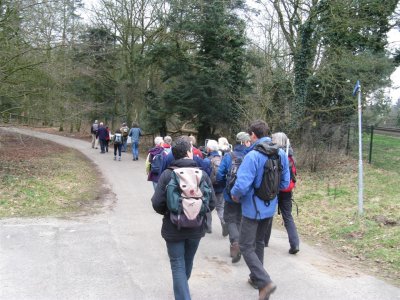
[353,80,363,215]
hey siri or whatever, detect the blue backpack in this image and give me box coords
[151,151,166,175]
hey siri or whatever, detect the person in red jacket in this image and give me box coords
[188,135,204,159]
[263,132,300,256]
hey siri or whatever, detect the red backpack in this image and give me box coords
[281,155,296,192]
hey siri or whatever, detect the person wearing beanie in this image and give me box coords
[216,132,251,263]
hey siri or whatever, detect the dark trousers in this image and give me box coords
[265,191,299,249]
[223,201,242,244]
[239,216,273,289]
[99,139,107,153]
[114,144,122,157]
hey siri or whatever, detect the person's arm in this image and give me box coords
[151,170,170,215]
[203,173,216,212]
[216,153,230,183]
[161,152,174,173]
[197,156,212,176]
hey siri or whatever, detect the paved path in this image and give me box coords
[0,127,399,300]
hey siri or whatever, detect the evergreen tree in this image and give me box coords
[147,0,250,141]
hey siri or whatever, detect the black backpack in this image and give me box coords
[253,142,282,205]
[226,152,244,198]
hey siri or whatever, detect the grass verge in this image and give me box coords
[0,131,104,218]
[292,152,400,286]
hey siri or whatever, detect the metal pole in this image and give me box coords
[358,85,363,215]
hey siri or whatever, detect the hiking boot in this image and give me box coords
[230,242,241,263]
[222,223,229,237]
[248,278,258,290]
[289,247,299,255]
[258,282,277,300]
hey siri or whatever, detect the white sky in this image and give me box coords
[387,29,400,104]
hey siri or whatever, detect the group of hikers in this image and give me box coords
[90,120,142,160]
[90,119,299,300]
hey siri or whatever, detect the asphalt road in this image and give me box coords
[0,127,399,300]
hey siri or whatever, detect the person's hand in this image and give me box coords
[231,195,239,203]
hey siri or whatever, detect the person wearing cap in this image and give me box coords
[216,132,251,263]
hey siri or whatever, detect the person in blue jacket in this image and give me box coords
[128,122,142,160]
[216,131,251,263]
[231,120,290,300]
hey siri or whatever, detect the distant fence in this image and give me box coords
[1,113,63,128]
[347,125,400,173]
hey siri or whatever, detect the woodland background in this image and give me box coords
[1,0,400,163]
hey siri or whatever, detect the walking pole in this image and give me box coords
[286,138,290,155]
[353,80,363,215]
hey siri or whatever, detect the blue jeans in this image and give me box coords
[131,141,139,159]
[239,216,272,289]
[166,238,201,300]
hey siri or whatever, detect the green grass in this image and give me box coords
[0,151,101,218]
[369,134,400,172]
[294,145,400,285]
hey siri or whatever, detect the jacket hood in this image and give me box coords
[170,158,197,168]
[233,144,248,153]
[149,146,164,156]
[245,136,271,154]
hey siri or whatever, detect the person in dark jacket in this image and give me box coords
[216,131,251,263]
[96,122,109,154]
[203,139,224,234]
[146,136,167,190]
[151,137,216,300]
